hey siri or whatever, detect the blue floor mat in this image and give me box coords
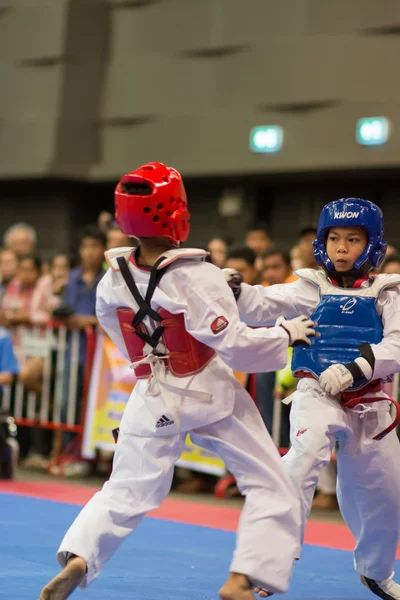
[0,492,384,599]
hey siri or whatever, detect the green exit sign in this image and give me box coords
[249,126,283,153]
[356,117,390,146]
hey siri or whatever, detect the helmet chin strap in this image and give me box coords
[324,260,372,287]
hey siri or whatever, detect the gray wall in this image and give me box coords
[1,0,400,179]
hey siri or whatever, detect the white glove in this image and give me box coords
[319,364,354,396]
[276,315,317,347]
[222,268,243,300]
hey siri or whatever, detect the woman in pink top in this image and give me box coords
[30,254,71,325]
[1,255,42,326]
[19,253,72,469]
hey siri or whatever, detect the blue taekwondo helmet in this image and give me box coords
[313,198,387,275]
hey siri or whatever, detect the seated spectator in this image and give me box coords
[225,246,259,285]
[261,249,298,286]
[3,223,37,257]
[0,255,42,326]
[207,236,230,268]
[0,248,18,306]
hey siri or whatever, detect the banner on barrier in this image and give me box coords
[82,334,136,458]
[82,334,226,476]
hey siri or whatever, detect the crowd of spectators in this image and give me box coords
[1,216,400,501]
[0,216,132,475]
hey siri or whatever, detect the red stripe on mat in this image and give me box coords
[1,480,399,556]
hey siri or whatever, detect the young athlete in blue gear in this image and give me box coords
[225,198,400,599]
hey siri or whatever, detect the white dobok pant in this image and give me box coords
[283,378,400,581]
[57,388,300,594]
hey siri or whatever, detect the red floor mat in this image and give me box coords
[1,479,398,556]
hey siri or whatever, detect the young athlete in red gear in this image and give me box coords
[39,162,317,600]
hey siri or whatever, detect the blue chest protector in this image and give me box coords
[291,270,400,391]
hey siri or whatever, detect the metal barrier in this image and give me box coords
[0,323,96,465]
[4,323,398,484]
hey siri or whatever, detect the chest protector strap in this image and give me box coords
[116,256,167,350]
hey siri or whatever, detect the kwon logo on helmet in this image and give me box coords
[334,211,360,219]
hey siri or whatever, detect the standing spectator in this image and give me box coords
[207,236,230,268]
[0,249,18,306]
[49,226,106,476]
[298,227,318,269]
[3,223,37,257]
[106,224,132,251]
[245,227,273,272]
[20,254,72,470]
[1,254,48,467]
[225,246,259,285]
[385,244,399,259]
[97,211,114,235]
[380,254,400,275]
[258,249,297,447]
[290,245,303,271]
[261,249,298,286]
[0,255,42,326]
[62,226,106,329]
[30,253,72,325]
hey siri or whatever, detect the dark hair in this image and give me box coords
[382,254,400,271]
[226,246,256,267]
[299,227,317,239]
[19,253,42,271]
[80,224,106,247]
[262,248,291,267]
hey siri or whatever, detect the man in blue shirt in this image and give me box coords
[53,226,106,471]
[62,225,107,330]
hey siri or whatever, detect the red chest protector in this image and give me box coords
[115,254,216,379]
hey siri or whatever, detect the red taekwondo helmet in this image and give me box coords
[115,162,190,246]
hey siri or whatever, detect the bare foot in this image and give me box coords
[253,587,272,597]
[219,573,255,600]
[39,556,87,600]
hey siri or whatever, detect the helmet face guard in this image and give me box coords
[115,162,190,245]
[313,198,387,274]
